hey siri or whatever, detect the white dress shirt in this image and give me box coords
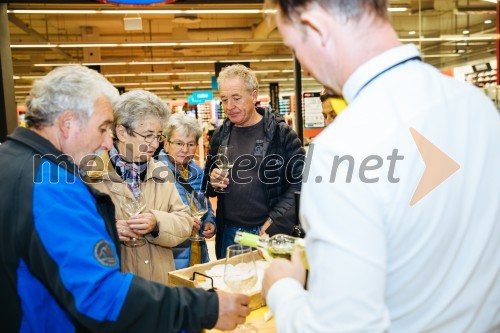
[267,44,500,332]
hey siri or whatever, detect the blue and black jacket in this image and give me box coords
[0,127,218,333]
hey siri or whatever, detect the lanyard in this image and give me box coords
[352,56,422,100]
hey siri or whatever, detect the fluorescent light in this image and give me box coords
[261,58,294,62]
[408,31,416,35]
[7,9,98,14]
[463,30,470,35]
[388,7,408,12]
[422,54,461,58]
[485,20,493,24]
[11,40,247,49]
[34,58,294,67]
[7,9,277,15]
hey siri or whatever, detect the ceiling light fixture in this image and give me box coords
[6,9,275,15]
[33,58,294,67]
[11,40,289,49]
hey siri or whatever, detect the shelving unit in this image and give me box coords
[466,63,497,88]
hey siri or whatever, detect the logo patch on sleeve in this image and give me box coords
[94,240,117,267]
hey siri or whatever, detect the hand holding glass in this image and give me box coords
[214,145,235,193]
[187,190,208,241]
[119,186,147,247]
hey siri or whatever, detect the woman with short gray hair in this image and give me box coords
[89,90,192,284]
[158,113,216,269]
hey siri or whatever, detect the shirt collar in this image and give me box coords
[343,44,421,104]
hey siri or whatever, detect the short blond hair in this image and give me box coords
[217,64,259,93]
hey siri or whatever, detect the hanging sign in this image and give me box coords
[303,92,324,128]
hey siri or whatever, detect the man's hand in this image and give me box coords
[260,218,271,236]
[213,290,251,330]
[210,168,229,191]
[202,221,216,238]
[127,212,157,235]
[262,249,306,298]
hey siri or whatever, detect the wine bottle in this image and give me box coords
[291,191,306,238]
[234,231,308,268]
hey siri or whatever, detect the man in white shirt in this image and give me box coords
[262,1,500,332]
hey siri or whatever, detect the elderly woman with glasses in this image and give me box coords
[89,90,192,284]
[157,113,216,269]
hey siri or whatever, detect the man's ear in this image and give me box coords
[58,110,74,137]
[252,89,258,103]
[299,7,332,47]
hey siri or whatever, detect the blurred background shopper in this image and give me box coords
[263,1,500,332]
[0,65,250,332]
[319,89,347,126]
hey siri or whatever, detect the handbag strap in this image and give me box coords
[174,171,195,194]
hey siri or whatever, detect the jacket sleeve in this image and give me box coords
[204,127,221,198]
[267,124,305,235]
[148,181,193,247]
[30,161,218,333]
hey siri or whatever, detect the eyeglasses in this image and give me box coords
[168,140,198,150]
[131,130,166,143]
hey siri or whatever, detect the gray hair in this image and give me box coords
[25,65,119,128]
[165,113,203,141]
[266,0,389,23]
[217,64,259,93]
[113,89,170,137]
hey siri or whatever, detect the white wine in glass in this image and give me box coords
[187,190,208,241]
[119,185,147,247]
[224,244,258,333]
[214,145,235,194]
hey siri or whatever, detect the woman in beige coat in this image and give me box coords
[89,89,192,285]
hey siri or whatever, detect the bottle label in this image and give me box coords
[235,232,260,248]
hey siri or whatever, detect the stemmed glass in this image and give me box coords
[119,184,147,247]
[224,244,258,333]
[186,190,208,241]
[214,145,235,193]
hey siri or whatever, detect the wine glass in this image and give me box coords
[214,145,235,193]
[119,184,147,247]
[186,190,208,241]
[224,244,258,333]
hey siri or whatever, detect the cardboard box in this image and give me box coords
[168,251,266,310]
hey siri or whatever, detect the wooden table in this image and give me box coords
[206,306,276,333]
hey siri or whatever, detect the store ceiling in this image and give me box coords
[6,0,498,102]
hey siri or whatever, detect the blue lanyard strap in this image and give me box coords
[352,56,422,100]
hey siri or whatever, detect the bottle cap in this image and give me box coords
[234,231,259,248]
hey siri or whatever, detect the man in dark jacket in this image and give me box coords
[0,65,249,333]
[205,64,305,259]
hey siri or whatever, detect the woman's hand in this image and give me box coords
[116,219,141,242]
[192,217,202,232]
[202,221,216,238]
[126,212,157,235]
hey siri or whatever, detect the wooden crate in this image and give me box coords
[168,251,266,310]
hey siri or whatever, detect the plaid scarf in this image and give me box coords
[109,143,148,200]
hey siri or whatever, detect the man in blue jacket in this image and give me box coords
[0,65,249,332]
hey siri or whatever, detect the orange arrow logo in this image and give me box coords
[409,128,460,206]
